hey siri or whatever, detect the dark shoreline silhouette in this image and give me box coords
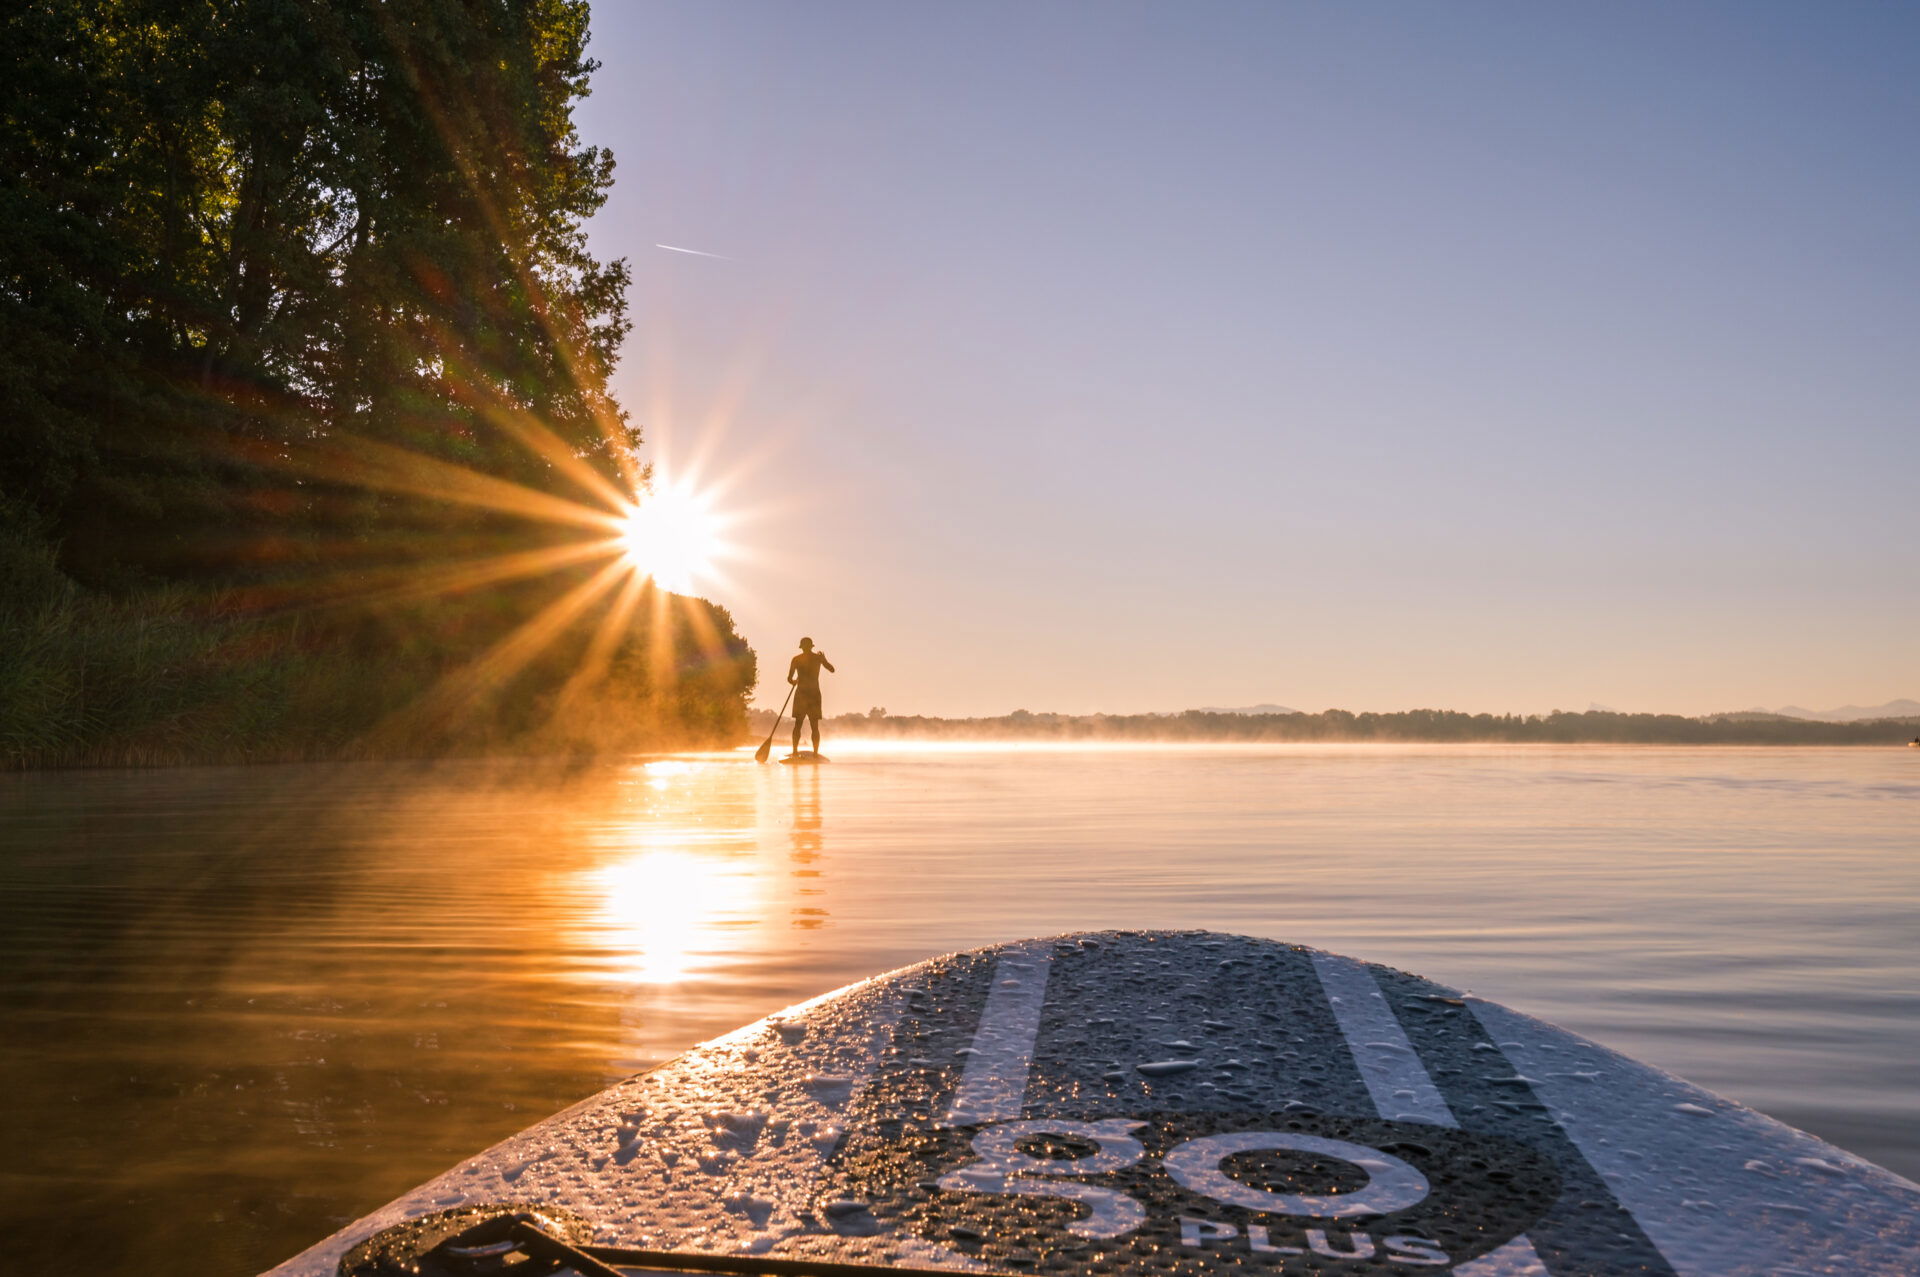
[0,3,757,772]
[749,706,1920,746]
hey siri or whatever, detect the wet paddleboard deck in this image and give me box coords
[269,931,1919,1276]
[781,752,831,764]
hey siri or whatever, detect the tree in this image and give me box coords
[1,2,758,766]
[2,0,634,586]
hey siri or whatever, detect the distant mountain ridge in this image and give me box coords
[1742,699,1920,722]
[1187,703,1301,716]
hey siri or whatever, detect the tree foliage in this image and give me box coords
[5,0,632,572]
[1,1,757,766]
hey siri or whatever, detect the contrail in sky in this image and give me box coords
[654,243,735,260]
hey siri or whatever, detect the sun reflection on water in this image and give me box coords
[570,757,841,994]
[585,848,762,984]
[641,759,703,789]
[577,761,772,985]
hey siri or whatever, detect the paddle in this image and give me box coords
[754,685,796,763]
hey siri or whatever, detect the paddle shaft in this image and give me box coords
[754,684,796,762]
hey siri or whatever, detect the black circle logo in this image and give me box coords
[832,1111,1559,1273]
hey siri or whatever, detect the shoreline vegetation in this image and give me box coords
[5,537,752,772]
[754,707,1920,746]
[1,2,755,771]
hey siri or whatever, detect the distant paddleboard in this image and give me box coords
[268,931,1919,1276]
[781,751,831,764]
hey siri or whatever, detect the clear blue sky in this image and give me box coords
[574,1,1918,717]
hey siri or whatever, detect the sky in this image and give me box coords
[572,1,1918,718]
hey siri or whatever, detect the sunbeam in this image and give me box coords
[367,554,633,746]
[551,568,651,717]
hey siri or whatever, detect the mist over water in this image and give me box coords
[2,743,1915,1274]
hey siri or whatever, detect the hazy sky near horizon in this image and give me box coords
[574,2,1917,718]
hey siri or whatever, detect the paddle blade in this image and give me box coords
[754,738,772,763]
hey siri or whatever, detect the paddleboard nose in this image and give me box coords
[271,931,1920,1277]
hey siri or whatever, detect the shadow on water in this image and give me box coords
[1,764,415,1273]
[0,755,817,1274]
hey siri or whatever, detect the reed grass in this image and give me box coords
[0,536,754,771]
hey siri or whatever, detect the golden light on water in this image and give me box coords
[587,847,761,984]
[617,482,725,594]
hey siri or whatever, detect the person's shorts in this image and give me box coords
[794,686,823,719]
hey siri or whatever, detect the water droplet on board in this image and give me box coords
[1137,1059,1200,1077]
[1795,1156,1848,1175]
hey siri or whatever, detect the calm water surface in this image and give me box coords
[2,743,1916,1274]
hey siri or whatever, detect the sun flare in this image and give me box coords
[618,482,721,593]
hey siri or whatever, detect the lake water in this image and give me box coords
[1,742,1916,1274]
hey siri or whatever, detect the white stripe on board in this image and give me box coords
[1311,953,1457,1126]
[1467,998,1920,1277]
[941,948,1053,1127]
[1311,954,1552,1277]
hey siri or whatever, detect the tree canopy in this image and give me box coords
[1,1,756,767]
[3,0,634,577]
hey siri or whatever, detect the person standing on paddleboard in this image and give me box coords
[788,637,835,756]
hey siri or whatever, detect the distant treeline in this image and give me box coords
[756,707,1920,746]
[1,2,754,768]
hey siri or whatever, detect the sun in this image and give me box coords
[618,482,720,593]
